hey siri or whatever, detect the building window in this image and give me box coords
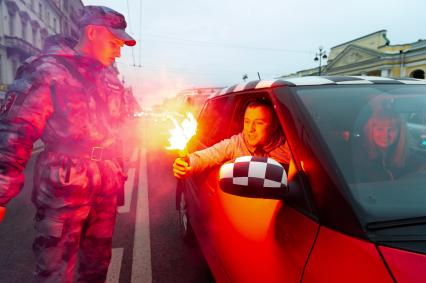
[367,70,381,76]
[32,28,37,46]
[22,22,27,41]
[71,29,78,39]
[47,11,50,26]
[39,3,43,19]
[53,18,57,32]
[12,59,19,79]
[411,69,425,79]
[63,21,69,35]
[9,14,15,36]
[30,0,34,10]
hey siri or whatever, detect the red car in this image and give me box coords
[177,76,426,283]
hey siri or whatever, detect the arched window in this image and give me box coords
[410,69,425,79]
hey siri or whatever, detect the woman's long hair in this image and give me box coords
[363,110,408,167]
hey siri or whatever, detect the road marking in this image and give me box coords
[107,248,124,283]
[130,148,139,163]
[131,148,152,283]
[118,149,138,214]
[106,149,140,282]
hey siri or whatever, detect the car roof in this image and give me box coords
[217,76,426,96]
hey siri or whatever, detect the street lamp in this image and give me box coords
[314,46,328,76]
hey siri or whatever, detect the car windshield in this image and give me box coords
[292,84,426,224]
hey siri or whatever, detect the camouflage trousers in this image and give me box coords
[33,200,117,283]
[32,153,125,283]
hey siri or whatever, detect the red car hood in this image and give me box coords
[379,246,426,283]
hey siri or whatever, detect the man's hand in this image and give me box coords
[173,157,191,179]
[0,206,5,224]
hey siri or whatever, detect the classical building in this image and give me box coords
[0,0,83,92]
[281,30,426,79]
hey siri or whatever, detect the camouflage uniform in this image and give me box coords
[0,33,136,283]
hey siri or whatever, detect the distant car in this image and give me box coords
[176,87,224,117]
[177,76,426,283]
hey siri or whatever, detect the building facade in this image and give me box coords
[281,30,426,79]
[0,0,83,93]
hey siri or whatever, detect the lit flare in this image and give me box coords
[166,112,197,155]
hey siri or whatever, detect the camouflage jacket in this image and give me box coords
[0,35,137,206]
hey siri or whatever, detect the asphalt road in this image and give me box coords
[0,118,213,283]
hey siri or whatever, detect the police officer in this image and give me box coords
[0,6,138,283]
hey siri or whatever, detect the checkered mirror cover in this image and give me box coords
[219,156,287,189]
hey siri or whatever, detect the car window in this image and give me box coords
[196,95,237,148]
[198,90,316,214]
[197,91,292,162]
[293,84,426,223]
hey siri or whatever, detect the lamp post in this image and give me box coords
[314,46,328,76]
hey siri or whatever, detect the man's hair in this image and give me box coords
[245,98,273,111]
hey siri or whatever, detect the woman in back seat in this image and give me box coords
[352,107,425,182]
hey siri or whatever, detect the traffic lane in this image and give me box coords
[146,146,213,283]
[109,115,213,283]
[0,153,37,283]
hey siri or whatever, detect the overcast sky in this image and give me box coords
[82,0,426,107]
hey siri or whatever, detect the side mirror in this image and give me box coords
[219,156,288,199]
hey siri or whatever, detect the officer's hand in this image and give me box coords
[0,206,6,224]
[173,157,191,179]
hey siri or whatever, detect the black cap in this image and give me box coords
[79,6,136,46]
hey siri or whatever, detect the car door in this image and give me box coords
[183,95,237,281]
[202,90,321,282]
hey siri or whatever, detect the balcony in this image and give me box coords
[3,36,40,60]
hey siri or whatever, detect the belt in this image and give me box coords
[45,143,120,161]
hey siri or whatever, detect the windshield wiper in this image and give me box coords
[367,216,426,230]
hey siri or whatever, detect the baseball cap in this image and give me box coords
[79,6,136,46]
